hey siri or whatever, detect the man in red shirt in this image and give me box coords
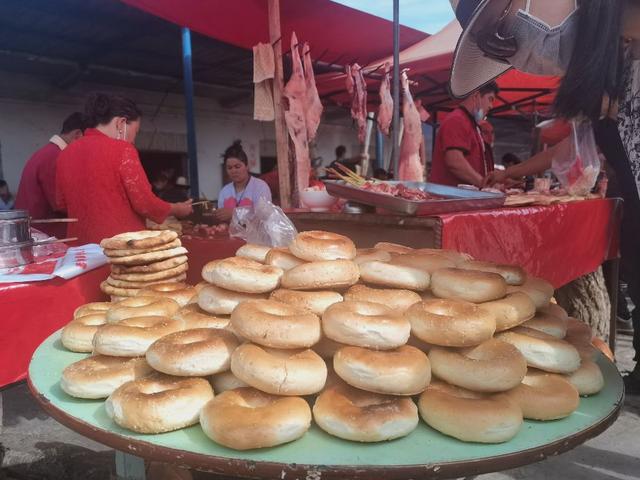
[430,82,498,187]
[14,112,85,218]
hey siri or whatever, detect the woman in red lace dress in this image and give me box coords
[56,93,192,244]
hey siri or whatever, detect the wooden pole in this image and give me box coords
[390,0,400,178]
[268,0,292,209]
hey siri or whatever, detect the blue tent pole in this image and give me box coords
[181,27,200,198]
[375,129,384,171]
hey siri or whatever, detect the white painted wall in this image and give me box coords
[0,71,359,200]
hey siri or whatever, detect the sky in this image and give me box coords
[333,0,455,34]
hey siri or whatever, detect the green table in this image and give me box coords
[28,330,624,480]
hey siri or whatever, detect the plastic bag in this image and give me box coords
[551,119,601,196]
[229,198,298,247]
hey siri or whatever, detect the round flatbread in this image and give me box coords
[103,239,182,258]
[108,247,188,266]
[106,273,187,289]
[100,230,178,250]
[100,281,140,298]
[110,255,188,274]
[109,263,189,282]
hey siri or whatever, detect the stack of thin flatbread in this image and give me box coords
[99,230,189,300]
[146,216,183,235]
[503,192,600,208]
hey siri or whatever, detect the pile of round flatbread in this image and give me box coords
[99,230,189,300]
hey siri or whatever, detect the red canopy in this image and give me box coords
[121,0,428,67]
[316,20,558,118]
[120,1,556,119]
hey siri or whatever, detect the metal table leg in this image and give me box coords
[115,451,146,480]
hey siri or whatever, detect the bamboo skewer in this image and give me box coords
[34,237,78,245]
[31,218,78,224]
[326,168,360,186]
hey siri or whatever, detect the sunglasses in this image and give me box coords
[476,0,517,62]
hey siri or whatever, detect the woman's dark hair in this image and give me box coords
[501,152,521,166]
[223,140,248,166]
[553,0,625,122]
[84,93,142,128]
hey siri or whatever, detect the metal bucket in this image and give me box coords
[0,210,32,246]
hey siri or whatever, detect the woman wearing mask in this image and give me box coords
[449,0,640,392]
[56,93,192,244]
[213,140,272,223]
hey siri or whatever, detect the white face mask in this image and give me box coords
[475,108,485,122]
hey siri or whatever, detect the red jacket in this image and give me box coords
[15,141,62,219]
[56,129,171,244]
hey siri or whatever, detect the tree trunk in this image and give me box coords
[555,267,610,339]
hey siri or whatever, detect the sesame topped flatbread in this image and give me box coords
[100,230,178,250]
[106,273,187,289]
[108,246,188,266]
[103,239,182,258]
[110,255,188,274]
[109,262,189,282]
[100,281,140,298]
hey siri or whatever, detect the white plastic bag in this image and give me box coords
[551,119,601,196]
[229,198,297,247]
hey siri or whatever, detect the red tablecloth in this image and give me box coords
[6,199,618,388]
[439,198,621,288]
[0,265,109,388]
[182,236,245,284]
[2,237,244,389]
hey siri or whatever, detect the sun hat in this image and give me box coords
[449,0,514,98]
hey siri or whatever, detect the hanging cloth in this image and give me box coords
[253,42,275,121]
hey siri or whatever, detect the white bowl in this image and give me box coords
[299,189,337,212]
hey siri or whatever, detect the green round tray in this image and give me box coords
[28,330,624,479]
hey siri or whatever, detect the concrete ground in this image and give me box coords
[1,333,638,480]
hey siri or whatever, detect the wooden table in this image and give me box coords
[29,330,624,480]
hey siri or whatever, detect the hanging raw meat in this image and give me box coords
[302,43,323,142]
[377,62,393,136]
[283,32,310,191]
[398,70,424,182]
[350,64,367,144]
[415,98,430,122]
[345,64,354,95]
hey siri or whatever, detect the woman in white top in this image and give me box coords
[214,140,272,222]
